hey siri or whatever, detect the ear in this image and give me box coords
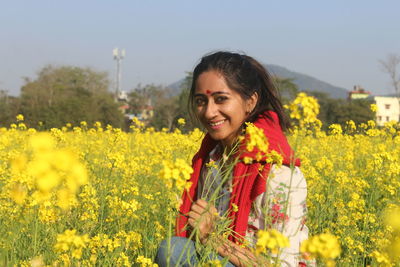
[246,92,258,114]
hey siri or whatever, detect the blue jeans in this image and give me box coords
[155,236,235,267]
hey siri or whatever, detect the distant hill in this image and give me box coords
[266,64,348,99]
[167,79,185,96]
[168,64,349,99]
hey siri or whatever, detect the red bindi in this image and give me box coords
[206,90,211,95]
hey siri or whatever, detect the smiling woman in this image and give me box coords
[193,70,258,148]
[155,51,313,267]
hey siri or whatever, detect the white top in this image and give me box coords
[197,145,314,267]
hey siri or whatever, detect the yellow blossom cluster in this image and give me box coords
[54,229,89,259]
[131,116,145,129]
[370,103,378,113]
[10,133,88,209]
[371,205,400,265]
[136,255,158,266]
[177,118,186,126]
[255,229,290,255]
[284,92,321,127]
[300,233,341,260]
[16,114,24,121]
[241,122,283,166]
[243,122,269,154]
[159,158,193,192]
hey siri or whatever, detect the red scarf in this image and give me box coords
[176,111,300,243]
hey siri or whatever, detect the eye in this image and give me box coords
[194,97,206,106]
[215,96,228,103]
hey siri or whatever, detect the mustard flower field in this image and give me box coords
[1,97,400,266]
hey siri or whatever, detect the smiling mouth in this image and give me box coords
[209,120,226,128]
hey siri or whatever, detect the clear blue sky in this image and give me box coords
[1,0,399,96]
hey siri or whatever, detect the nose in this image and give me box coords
[204,100,218,120]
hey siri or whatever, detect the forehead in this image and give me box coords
[195,71,232,94]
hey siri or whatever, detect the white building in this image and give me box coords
[374,96,400,126]
[348,85,371,100]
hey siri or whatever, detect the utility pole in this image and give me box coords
[113,48,125,98]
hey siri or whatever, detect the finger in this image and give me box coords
[195,199,208,208]
[191,204,207,214]
[188,218,196,228]
[188,211,201,220]
[197,204,218,218]
[197,199,218,213]
[210,205,218,214]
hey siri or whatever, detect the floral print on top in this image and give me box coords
[247,165,314,267]
[197,145,315,267]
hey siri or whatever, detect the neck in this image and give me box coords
[220,138,239,157]
[221,140,233,153]
[221,128,244,154]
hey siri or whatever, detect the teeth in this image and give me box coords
[210,120,225,126]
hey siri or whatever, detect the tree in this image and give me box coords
[380,54,400,122]
[174,72,198,131]
[135,73,196,132]
[274,77,299,104]
[150,96,179,130]
[0,90,20,127]
[127,84,180,130]
[19,65,124,129]
[127,84,165,116]
[380,53,400,97]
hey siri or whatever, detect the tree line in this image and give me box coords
[0,64,375,131]
[1,65,125,129]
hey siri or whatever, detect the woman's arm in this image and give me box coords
[188,199,265,266]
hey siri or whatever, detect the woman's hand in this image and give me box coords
[188,199,218,244]
[188,200,263,266]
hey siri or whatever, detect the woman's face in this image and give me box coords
[194,70,257,147]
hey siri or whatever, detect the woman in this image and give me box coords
[156,51,311,266]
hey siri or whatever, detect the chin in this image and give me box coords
[207,131,227,141]
[208,132,231,142]
[208,134,223,141]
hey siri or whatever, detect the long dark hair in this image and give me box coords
[188,51,290,130]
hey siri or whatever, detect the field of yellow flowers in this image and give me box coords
[1,94,400,266]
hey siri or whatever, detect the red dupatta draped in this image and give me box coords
[176,111,300,243]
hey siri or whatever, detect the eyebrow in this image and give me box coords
[194,91,230,97]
